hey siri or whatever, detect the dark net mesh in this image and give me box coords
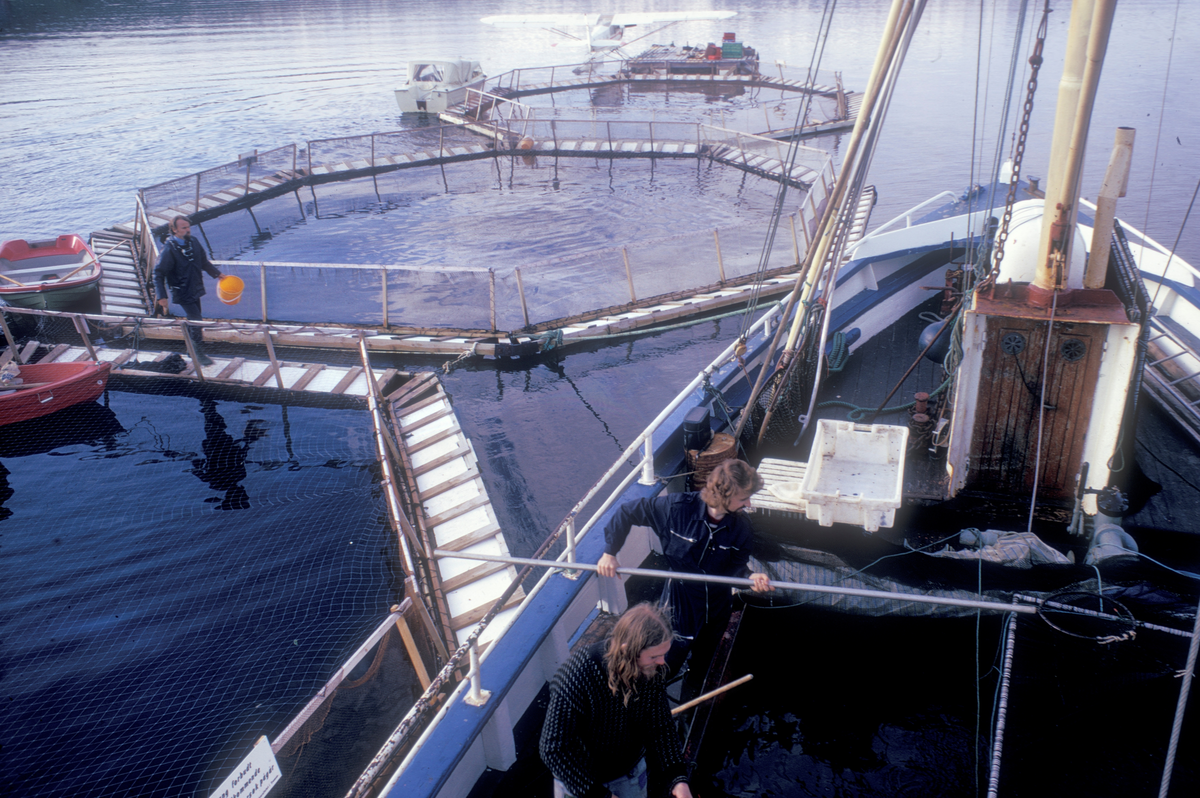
[0,376,411,797]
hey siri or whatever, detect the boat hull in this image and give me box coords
[0,361,112,426]
[395,76,487,113]
[0,235,102,310]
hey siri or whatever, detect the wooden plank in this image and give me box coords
[404,425,460,455]
[394,615,432,690]
[394,389,447,417]
[449,592,525,632]
[215,357,246,380]
[41,344,70,363]
[425,492,491,529]
[385,371,437,404]
[373,367,399,396]
[412,441,471,477]
[19,341,39,363]
[400,404,455,433]
[109,348,137,367]
[252,366,277,387]
[437,522,503,553]
[331,366,364,395]
[441,560,513,593]
[290,363,326,391]
[416,463,480,500]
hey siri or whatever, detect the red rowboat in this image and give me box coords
[0,361,112,426]
[0,235,102,310]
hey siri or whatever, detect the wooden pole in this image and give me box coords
[713,230,727,283]
[382,266,389,328]
[515,267,530,328]
[0,310,21,362]
[671,674,754,715]
[262,327,285,388]
[53,239,125,284]
[489,268,497,332]
[790,213,802,264]
[260,261,268,322]
[181,322,207,382]
[394,613,433,690]
[71,314,98,361]
[622,248,637,302]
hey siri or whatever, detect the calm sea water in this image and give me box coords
[2,1,1199,796]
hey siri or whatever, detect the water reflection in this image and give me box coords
[0,400,125,521]
[190,397,267,510]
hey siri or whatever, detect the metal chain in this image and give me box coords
[982,1,1053,291]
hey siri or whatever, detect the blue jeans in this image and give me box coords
[554,757,647,798]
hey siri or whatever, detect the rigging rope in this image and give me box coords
[735,0,839,344]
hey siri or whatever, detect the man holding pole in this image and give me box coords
[154,215,223,366]
[597,459,773,676]
[540,604,693,798]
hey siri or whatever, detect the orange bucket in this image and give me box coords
[217,275,244,305]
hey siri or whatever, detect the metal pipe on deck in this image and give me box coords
[432,550,1042,615]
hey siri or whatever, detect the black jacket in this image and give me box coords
[603,492,754,639]
[154,236,220,305]
[539,642,687,798]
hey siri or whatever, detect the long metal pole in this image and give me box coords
[986,610,1020,797]
[1158,591,1200,798]
[432,550,1041,615]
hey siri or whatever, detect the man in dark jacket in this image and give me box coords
[598,459,772,675]
[154,216,223,366]
[540,604,692,798]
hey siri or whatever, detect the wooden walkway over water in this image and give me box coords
[63,185,877,361]
[120,135,830,238]
[3,335,521,654]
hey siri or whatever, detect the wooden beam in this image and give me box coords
[440,560,512,593]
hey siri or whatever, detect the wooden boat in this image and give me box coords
[394,59,486,114]
[0,235,102,310]
[0,360,112,426]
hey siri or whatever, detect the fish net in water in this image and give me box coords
[270,618,432,798]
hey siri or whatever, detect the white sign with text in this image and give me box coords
[209,736,281,798]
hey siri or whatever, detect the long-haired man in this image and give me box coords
[540,604,692,798]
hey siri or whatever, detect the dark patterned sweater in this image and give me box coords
[539,643,688,798]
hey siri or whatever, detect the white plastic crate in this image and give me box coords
[799,420,908,532]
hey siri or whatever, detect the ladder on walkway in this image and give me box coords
[90,231,150,316]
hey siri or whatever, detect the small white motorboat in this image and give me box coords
[394,58,485,114]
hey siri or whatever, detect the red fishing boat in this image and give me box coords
[0,361,112,426]
[0,235,102,310]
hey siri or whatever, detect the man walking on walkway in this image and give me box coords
[155,215,223,366]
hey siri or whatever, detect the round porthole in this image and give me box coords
[1001,332,1026,355]
[1061,338,1086,362]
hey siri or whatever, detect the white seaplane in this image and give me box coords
[480,10,736,55]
